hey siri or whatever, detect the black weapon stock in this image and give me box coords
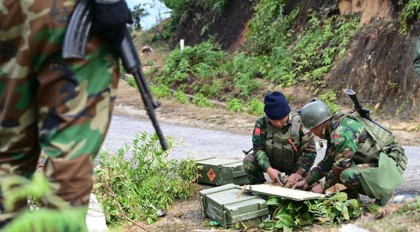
[344,89,392,135]
[63,0,168,150]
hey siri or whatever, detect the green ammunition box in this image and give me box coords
[196,157,250,186]
[200,183,269,228]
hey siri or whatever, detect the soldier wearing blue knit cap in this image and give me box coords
[243,91,317,186]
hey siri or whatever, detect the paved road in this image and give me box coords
[103,115,420,195]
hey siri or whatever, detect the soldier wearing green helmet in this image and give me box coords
[294,100,407,206]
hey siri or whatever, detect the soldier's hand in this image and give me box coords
[288,173,302,185]
[266,167,281,184]
[292,179,308,190]
[311,183,325,194]
[92,0,133,46]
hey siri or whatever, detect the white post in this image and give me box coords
[180,39,185,51]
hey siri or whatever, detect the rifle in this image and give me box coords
[63,0,168,150]
[344,89,392,135]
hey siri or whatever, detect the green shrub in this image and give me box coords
[127,76,136,87]
[192,93,213,108]
[261,192,364,231]
[94,132,199,225]
[145,59,156,66]
[174,90,189,104]
[400,0,420,32]
[320,91,339,113]
[1,174,87,232]
[226,98,244,112]
[150,84,171,98]
[247,98,264,116]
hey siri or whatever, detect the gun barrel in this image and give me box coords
[344,89,392,135]
[120,28,168,150]
[132,71,169,150]
[344,89,363,111]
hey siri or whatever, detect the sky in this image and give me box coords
[126,0,170,29]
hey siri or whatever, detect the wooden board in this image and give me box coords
[241,184,325,201]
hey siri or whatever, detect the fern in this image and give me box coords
[400,0,420,32]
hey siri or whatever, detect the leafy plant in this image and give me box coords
[146,59,156,66]
[396,197,420,217]
[400,0,420,32]
[260,192,365,231]
[94,132,199,225]
[127,76,136,87]
[226,98,245,112]
[1,174,87,232]
[192,93,214,108]
[150,84,172,98]
[319,90,339,113]
[174,90,189,104]
[247,98,264,116]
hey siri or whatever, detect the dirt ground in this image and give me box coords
[112,78,419,232]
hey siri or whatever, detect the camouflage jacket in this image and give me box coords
[252,113,316,175]
[304,112,373,189]
[413,37,420,79]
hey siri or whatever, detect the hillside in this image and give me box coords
[158,0,419,122]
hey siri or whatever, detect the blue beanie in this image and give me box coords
[264,91,291,120]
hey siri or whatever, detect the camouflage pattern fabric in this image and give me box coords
[243,115,316,184]
[413,37,420,79]
[339,163,374,193]
[303,112,406,193]
[0,0,119,218]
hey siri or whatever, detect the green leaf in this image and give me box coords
[274,220,284,229]
[260,220,275,229]
[335,202,343,212]
[342,206,350,220]
[283,225,293,232]
[266,197,281,206]
[332,192,348,202]
[346,199,359,208]
[366,203,381,214]
[278,214,294,227]
[287,201,297,211]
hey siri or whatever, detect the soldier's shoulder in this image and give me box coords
[255,117,267,128]
[341,116,363,130]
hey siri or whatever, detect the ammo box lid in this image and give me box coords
[200,184,269,227]
[197,157,243,166]
[196,157,250,186]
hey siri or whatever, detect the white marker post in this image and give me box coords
[180,39,185,51]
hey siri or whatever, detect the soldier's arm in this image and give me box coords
[295,126,317,176]
[323,126,359,189]
[252,119,271,172]
[303,150,334,186]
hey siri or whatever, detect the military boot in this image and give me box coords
[375,191,394,206]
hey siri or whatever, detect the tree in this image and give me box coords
[130,3,150,30]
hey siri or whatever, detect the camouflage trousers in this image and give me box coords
[0,0,119,219]
[243,154,296,184]
[335,163,377,194]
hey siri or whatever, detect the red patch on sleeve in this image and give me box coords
[334,134,339,139]
[254,128,261,135]
[301,126,310,134]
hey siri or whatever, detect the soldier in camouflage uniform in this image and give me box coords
[413,37,420,79]
[243,91,317,185]
[294,101,407,205]
[0,0,131,227]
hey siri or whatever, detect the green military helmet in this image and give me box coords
[300,100,332,129]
